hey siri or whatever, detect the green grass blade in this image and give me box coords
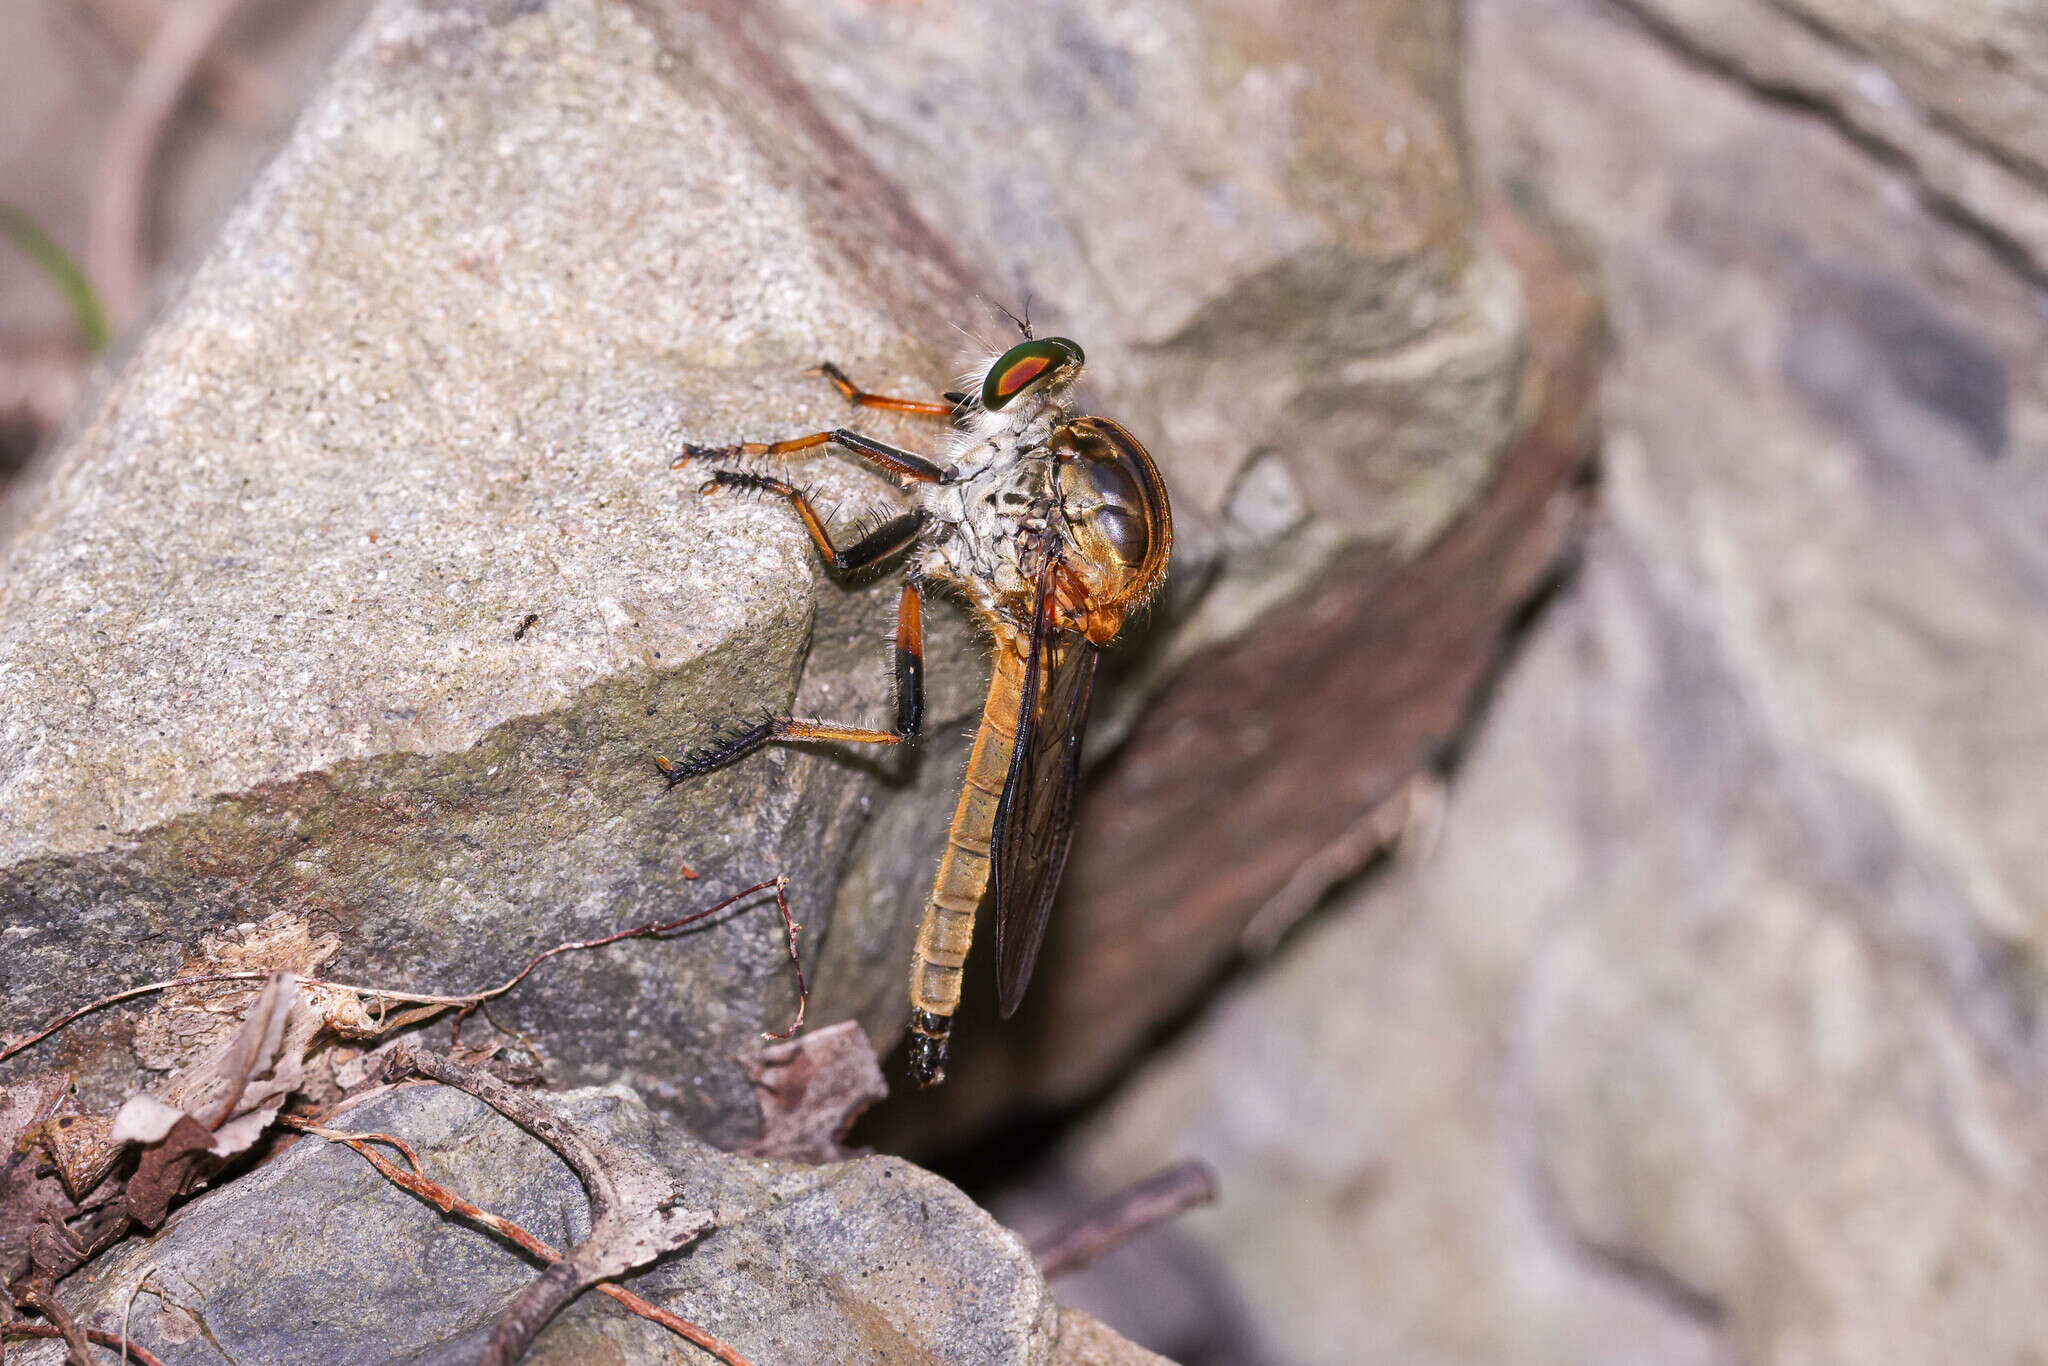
[0,203,111,352]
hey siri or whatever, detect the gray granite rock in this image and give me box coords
[0,0,983,1138]
[15,1082,1158,1365]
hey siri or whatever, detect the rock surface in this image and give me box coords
[16,1082,1159,1365]
[0,0,982,1142]
[2,0,1583,1146]
[1611,0,2048,282]
[1050,0,2048,1360]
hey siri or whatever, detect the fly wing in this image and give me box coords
[991,570,1100,1019]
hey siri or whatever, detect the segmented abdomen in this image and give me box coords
[908,643,1027,1020]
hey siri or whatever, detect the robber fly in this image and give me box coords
[656,327,1172,1087]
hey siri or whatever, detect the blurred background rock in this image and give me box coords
[4,1,2044,1363]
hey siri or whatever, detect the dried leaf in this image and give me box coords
[156,971,315,1156]
[3,1073,75,1143]
[109,1094,188,1146]
[1,1072,78,1283]
[25,1111,120,1200]
[132,914,338,1069]
[25,971,319,1229]
[739,1020,886,1164]
[122,1116,216,1229]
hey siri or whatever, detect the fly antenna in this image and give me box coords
[993,295,1032,340]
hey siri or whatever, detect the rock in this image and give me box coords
[1041,0,2048,1361]
[15,1081,1162,1365]
[0,0,984,1141]
[1048,1308,1177,1366]
[1608,0,2048,282]
[1,0,1583,1143]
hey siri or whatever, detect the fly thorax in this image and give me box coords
[918,437,1058,624]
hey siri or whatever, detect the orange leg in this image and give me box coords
[809,361,958,417]
[674,362,959,482]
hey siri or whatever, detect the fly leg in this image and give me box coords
[676,426,954,485]
[655,577,925,787]
[697,468,927,574]
[809,361,962,418]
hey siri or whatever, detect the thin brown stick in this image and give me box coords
[2,972,266,1064]
[760,877,807,1039]
[2,879,804,1065]
[0,1322,169,1366]
[1029,1160,1220,1281]
[74,0,279,125]
[281,1118,753,1366]
[12,1283,92,1366]
[87,0,250,330]
[392,1049,711,1366]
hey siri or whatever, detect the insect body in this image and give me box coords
[660,335,1172,1087]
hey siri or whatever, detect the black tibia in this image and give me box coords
[908,1008,952,1088]
[680,428,955,485]
[703,469,926,574]
[836,509,929,575]
[893,578,924,738]
[655,580,927,788]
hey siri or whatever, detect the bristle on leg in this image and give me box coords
[655,717,778,788]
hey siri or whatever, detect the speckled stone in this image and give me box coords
[0,0,981,1140]
[16,1083,1158,1365]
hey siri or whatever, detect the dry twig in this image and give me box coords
[11,1281,95,1366]
[1030,1160,1220,1281]
[739,1020,887,1164]
[2,878,805,1066]
[87,0,252,330]
[0,1320,169,1366]
[281,1117,753,1366]
[390,1047,714,1366]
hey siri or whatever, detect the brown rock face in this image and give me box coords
[1056,0,2048,1360]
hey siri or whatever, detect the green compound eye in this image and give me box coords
[981,337,1085,412]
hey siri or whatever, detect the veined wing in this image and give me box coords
[990,567,1099,1019]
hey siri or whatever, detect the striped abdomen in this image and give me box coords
[906,642,1027,1086]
